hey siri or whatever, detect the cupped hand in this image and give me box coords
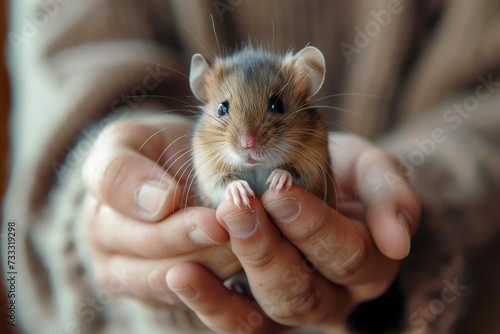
[166,133,420,332]
[81,114,241,307]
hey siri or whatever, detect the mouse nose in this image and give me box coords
[240,131,257,149]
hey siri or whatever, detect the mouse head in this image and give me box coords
[190,46,326,169]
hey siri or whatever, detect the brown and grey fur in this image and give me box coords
[189,46,336,208]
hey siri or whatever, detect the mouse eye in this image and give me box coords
[268,96,284,114]
[218,101,229,117]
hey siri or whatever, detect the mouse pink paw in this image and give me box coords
[267,169,293,192]
[225,180,255,208]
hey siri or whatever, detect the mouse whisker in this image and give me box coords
[309,93,380,104]
[277,142,334,203]
[275,75,293,97]
[156,133,193,166]
[156,109,199,117]
[286,129,328,142]
[318,120,359,135]
[271,18,275,52]
[176,155,200,208]
[292,104,358,115]
[286,135,345,207]
[127,94,192,106]
[199,112,229,129]
[197,144,235,201]
[164,157,193,209]
[137,129,192,184]
[143,60,190,79]
[210,15,221,55]
[270,59,290,96]
[178,23,217,62]
[137,127,188,153]
[162,144,194,178]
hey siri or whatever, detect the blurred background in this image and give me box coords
[1,0,13,333]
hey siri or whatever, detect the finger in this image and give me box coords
[167,262,287,334]
[91,250,242,306]
[84,195,231,259]
[217,198,352,327]
[82,115,194,222]
[92,253,181,305]
[262,186,399,303]
[331,133,421,259]
[349,149,421,260]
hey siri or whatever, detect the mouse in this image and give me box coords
[189,45,336,209]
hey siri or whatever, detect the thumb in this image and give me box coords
[82,115,193,222]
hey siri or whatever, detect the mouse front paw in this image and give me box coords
[225,180,255,208]
[267,169,293,192]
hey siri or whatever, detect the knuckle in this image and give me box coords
[265,277,343,326]
[242,238,281,269]
[330,233,367,280]
[288,208,336,251]
[271,285,316,320]
[266,279,344,326]
[266,282,334,325]
[339,248,366,279]
[290,211,368,280]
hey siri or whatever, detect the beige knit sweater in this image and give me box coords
[4,0,500,333]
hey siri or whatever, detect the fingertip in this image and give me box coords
[217,199,260,239]
[183,207,230,245]
[167,263,276,333]
[365,176,421,260]
[262,185,325,224]
[368,207,413,260]
[216,197,260,223]
[397,210,413,257]
[166,263,198,291]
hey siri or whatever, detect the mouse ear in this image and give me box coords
[292,46,326,97]
[190,53,210,103]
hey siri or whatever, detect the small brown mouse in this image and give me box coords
[189,46,335,209]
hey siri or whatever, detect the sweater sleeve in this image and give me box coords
[3,1,209,333]
[375,88,500,334]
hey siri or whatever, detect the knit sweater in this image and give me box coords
[4,0,500,333]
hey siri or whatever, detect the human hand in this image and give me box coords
[81,114,242,307]
[165,133,420,332]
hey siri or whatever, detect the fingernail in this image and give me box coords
[398,210,412,257]
[187,227,222,246]
[222,209,258,238]
[264,197,300,223]
[135,179,170,216]
[171,286,198,301]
